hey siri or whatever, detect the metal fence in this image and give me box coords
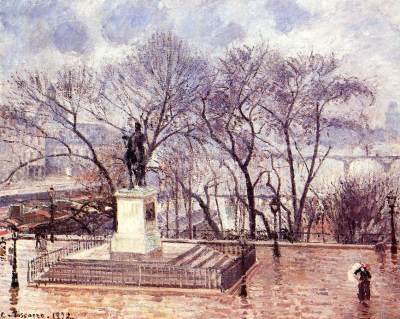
[30,239,257,291]
[160,227,384,244]
[38,260,222,289]
[220,246,256,291]
[27,235,109,283]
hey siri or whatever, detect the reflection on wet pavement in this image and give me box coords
[0,241,399,319]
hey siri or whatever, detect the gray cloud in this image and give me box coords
[0,0,92,74]
[173,2,245,48]
[178,5,222,39]
[0,0,399,124]
[266,0,311,33]
[101,1,165,44]
[53,21,89,53]
[212,22,246,46]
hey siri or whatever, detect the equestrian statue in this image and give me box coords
[122,122,146,189]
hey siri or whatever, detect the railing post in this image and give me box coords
[193,225,197,239]
[27,261,30,283]
[138,264,142,287]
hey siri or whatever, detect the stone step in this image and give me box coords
[210,254,232,269]
[35,244,237,288]
[190,248,217,268]
[177,246,209,267]
[194,251,222,268]
[168,245,203,265]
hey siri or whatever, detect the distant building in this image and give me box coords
[8,204,24,219]
[45,122,117,176]
[385,101,400,135]
[0,109,46,180]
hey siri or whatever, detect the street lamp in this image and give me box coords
[48,187,56,243]
[270,197,281,258]
[11,231,19,288]
[386,192,398,254]
[238,234,247,297]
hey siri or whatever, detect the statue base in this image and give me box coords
[110,187,161,256]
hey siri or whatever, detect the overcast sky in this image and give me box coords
[1,0,399,127]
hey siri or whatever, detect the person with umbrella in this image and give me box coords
[354,263,372,304]
[0,237,6,258]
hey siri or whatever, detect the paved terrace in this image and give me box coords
[0,240,399,318]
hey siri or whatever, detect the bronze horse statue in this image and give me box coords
[122,122,146,189]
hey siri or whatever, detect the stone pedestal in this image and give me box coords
[110,187,161,257]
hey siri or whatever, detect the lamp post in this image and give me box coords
[270,197,281,258]
[386,192,398,255]
[48,187,56,243]
[11,231,19,288]
[238,234,247,297]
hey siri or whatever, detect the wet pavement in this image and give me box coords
[0,240,399,319]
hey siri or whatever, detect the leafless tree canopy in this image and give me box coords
[0,33,375,239]
[260,53,374,237]
[322,175,398,243]
[97,32,209,164]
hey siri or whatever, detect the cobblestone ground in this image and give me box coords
[0,241,399,319]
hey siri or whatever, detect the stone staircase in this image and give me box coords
[33,244,243,290]
[169,245,234,269]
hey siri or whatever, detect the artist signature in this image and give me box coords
[0,312,74,319]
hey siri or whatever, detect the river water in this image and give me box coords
[0,240,399,319]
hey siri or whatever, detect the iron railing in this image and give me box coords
[220,246,256,291]
[27,235,110,283]
[160,227,384,244]
[37,260,221,289]
[29,239,257,291]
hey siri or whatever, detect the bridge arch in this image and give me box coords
[389,159,400,175]
[312,159,346,188]
[348,159,385,176]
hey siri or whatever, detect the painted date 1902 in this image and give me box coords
[0,312,74,319]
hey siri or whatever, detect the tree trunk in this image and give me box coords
[255,210,271,238]
[166,199,170,237]
[111,196,118,232]
[176,178,222,239]
[234,198,239,233]
[243,169,256,239]
[174,175,180,238]
[283,127,298,236]
[296,106,323,238]
[286,209,293,234]
[278,208,282,239]
[214,185,224,235]
[187,177,193,239]
[306,218,313,243]
[200,204,222,239]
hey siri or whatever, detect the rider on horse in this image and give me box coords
[123,122,146,189]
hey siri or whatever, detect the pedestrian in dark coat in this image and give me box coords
[354,263,371,303]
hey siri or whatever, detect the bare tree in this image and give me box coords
[90,32,208,184]
[160,138,224,239]
[198,45,272,239]
[1,32,206,231]
[1,66,122,230]
[260,53,374,238]
[323,174,397,243]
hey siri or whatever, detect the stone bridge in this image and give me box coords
[303,155,400,176]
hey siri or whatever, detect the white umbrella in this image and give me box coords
[348,262,362,283]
